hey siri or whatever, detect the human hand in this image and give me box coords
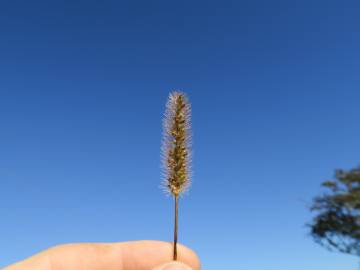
[3,240,200,270]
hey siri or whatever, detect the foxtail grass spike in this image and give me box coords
[161,91,192,260]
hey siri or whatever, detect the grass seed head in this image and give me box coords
[161,91,192,196]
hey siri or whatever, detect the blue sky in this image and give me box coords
[1,1,360,269]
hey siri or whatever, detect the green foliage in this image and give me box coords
[309,167,360,256]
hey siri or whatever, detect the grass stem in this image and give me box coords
[173,195,179,260]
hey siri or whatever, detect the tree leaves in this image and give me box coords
[309,167,360,256]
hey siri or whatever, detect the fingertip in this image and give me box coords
[118,240,201,270]
[176,243,201,270]
[151,261,193,270]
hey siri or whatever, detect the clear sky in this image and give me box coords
[0,1,359,269]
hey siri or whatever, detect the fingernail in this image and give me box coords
[153,262,192,270]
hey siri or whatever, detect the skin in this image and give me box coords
[3,240,201,270]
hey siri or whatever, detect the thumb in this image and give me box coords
[152,261,193,270]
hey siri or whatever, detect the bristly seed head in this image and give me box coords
[161,91,192,196]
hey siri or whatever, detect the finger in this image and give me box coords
[4,240,201,270]
[118,241,200,270]
[151,261,193,270]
